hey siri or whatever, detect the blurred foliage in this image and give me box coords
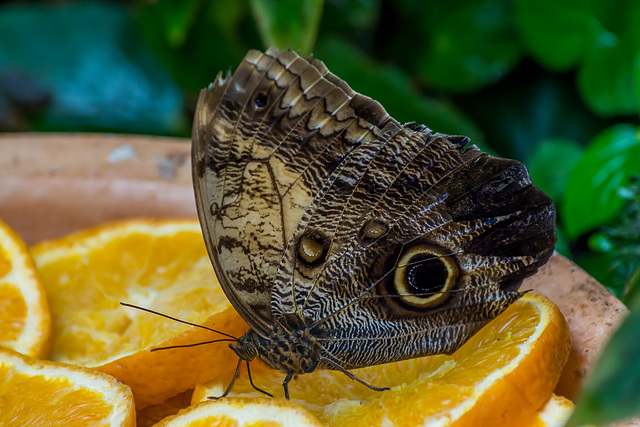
[2,1,640,423]
[516,0,640,117]
[0,2,184,134]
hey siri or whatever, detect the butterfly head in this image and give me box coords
[230,331,259,362]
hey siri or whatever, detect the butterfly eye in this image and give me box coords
[298,234,326,265]
[393,245,458,309]
[254,92,268,110]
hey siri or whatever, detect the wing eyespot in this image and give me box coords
[392,245,458,308]
[254,92,269,110]
[358,218,388,243]
[297,234,327,265]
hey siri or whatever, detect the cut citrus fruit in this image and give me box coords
[0,217,50,358]
[152,397,322,427]
[0,345,134,426]
[31,219,249,408]
[137,390,194,427]
[193,293,571,427]
[529,394,575,427]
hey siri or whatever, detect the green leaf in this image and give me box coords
[0,2,185,135]
[578,39,640,116]
[314,38,485,147]
[134,0,202,47]
[577,2,640,117]
[575,179,640,297]
[527,138,583,203]
[384,0,522,93]
[568,298,640,425]
[574,251,626,297]
[135,0,256,94]
[563,124,640,238]
[250,0,324,54]
[516,0,640,116]
[515,0,610,70]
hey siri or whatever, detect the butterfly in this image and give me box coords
[191,47,556,399]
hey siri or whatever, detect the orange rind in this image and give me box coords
[152,397,322,427]
[0,345,135,426]
[0,217,50,358]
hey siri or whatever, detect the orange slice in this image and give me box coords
[152,397,322,427]
[31,219,249,408]
[0,345,134,426]
[0,217,50,358]
[193,293,571,427]
[530,394,575,427]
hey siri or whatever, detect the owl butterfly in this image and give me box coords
[191,47,556,399]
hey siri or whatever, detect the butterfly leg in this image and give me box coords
[282,371,294,400]
[246,361,274,397]
[208,357,242,400]
[320,356,390,392]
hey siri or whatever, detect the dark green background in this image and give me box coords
[1,1,639,423]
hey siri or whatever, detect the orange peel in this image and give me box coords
[0,217,50,358]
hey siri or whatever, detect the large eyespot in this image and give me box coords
[254,92,268,110]
[393,245,458,308]
[298,233,326,265]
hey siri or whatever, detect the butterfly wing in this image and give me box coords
[273,130,555,368]
[253,55,556,368]
[192,48,395,335]
[192,48,556,369]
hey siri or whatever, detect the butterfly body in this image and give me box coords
[232,327,321,375]
[192,48,556,397]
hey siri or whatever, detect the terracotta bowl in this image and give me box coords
[0,133,632,420]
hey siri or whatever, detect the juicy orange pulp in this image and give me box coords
[193,293,571,427]
[31,219,249,408]
[0,346,135,426]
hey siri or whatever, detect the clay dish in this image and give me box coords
[0,133,634,425]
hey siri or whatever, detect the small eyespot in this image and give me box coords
[298,234,325,265]
[392,245,458,309]
[254,92,268,110]
[361,219,387,240]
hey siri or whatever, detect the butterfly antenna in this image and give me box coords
[150,339,237,352]
[120,302,238,340]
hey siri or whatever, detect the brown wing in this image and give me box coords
[252,61,556,367]
[272,129,556,368]
[192,47,397,335]
[193,48,556,368]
